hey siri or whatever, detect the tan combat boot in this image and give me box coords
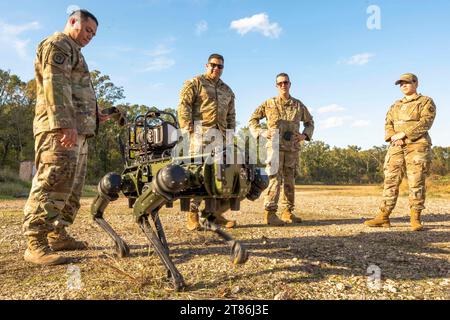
[186,211,201,231]
[364,209,391,228]
[410,209,424,231]
[281,208,302,224]
[48,227,88,251]
[24,234,68,266]
[213,213,237,229]
[264,211,285,226]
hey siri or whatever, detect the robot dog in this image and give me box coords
[90,109,268,291]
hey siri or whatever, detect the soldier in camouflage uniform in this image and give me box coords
[365,73,436,231]
[177,54,237,231]
[249,73,314,226]
[22,10,107,265]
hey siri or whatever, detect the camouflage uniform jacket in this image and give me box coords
[177,74,236,134]
[33,32,97,137]
[249,96,314,151]
[384,94,436,145]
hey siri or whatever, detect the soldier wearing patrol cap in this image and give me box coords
[177,53,237,231]
[249,73,314,226]
[22,9,110,265]
[365,73,436,231]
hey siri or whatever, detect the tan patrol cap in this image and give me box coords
[395,73,418,85]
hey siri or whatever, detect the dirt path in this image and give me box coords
[1,187,449,300]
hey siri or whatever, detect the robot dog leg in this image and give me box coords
[91,173,130,258]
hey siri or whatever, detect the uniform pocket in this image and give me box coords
[384,146,402,170]
[39,151,75,190]
[284,152,299,169]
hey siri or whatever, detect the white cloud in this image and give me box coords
[195,20,208,36]
[351,120,371,128]
[148,82,164,90]
[86,60,99,68]
[148,44,172,57]
[1,21,40,35]
[230,13,282,39]
[341,53,375,66]
[143,56,175,72]
[115,46,134,53]
[320,116,351,129]
[0,20,41,59]
[318,104,346,114]
[320,116,369,129]
[143,41,176,72]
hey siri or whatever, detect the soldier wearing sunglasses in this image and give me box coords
[177,53,237,231]
[249,73,314,226]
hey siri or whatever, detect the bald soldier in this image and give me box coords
[23,10,109,265]
[249,73,314,226]
[177,53,237,231]
[365,73,436,231]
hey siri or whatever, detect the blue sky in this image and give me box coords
[1,0,449,148]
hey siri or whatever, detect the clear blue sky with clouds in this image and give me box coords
[1,0,449,148]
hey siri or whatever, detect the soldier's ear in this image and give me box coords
[70,17,81,30]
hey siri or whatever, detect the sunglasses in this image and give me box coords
[209,63,224,70]
[277,81,290,87]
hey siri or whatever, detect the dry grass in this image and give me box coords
[0,185,449,300]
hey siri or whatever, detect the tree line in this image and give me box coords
[0,68,448,185]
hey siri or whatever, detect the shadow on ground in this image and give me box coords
[167,228,450,288]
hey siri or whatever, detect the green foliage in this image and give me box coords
[0,168,31,198]
[0,70,35,170]
[430,146,450,176]
[298,141,449,184]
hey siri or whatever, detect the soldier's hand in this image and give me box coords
[294,133,307,143]
[394,139,405,147]
[60,128,78,148]
[98,112,113,124]
[261,129,273,140]
[391,132,406,141]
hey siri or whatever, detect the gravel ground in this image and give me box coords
[0,186,449,300]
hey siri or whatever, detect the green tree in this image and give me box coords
[0,69,35,170]
[86,70,126,183]
[431,146,450,176]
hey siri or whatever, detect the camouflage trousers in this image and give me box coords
[188,131,223,213]
[23,131,88,236]
[379,143,432,213]
[264,150,298,213]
